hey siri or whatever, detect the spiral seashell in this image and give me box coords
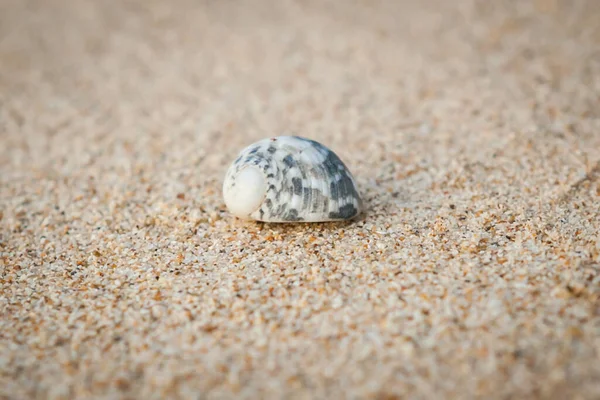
[222,136,363,223]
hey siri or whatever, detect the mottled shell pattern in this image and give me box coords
[223,136,363,222]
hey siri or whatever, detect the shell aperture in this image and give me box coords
[222,136,363,222]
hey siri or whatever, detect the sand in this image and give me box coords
[1,0,599,399]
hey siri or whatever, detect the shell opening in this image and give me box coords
[223,166,266,219]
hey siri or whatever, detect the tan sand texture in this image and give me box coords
[1,0,599,398]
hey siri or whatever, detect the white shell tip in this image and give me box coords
[223,166,266,219]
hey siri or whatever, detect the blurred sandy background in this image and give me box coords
[1,0,599,399]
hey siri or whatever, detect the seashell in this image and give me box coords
[223,136,363,222]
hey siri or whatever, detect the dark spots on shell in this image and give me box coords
[265,198,273,209]
[274,203,288,217]
[234,155,243,164]
[268,184,276,192]
[249,147,260,155]
[298,137,333,161]
[292,177,303,196]
[330,181,339,201]
[303,187,311,208]
[259,209,264,219]
[329,203,358,220]
[267,146,276,154]
[323,149,347,178]
[283,154,294,168]
[267,173,275,179]
[293,136,321,149]
[285,208,302,221]
[329,173,359,203]
[342,174,360,200]
[338,175,351,198]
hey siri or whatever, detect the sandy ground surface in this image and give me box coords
[1,0,600,399]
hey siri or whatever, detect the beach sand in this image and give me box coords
[1,0,599,398]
